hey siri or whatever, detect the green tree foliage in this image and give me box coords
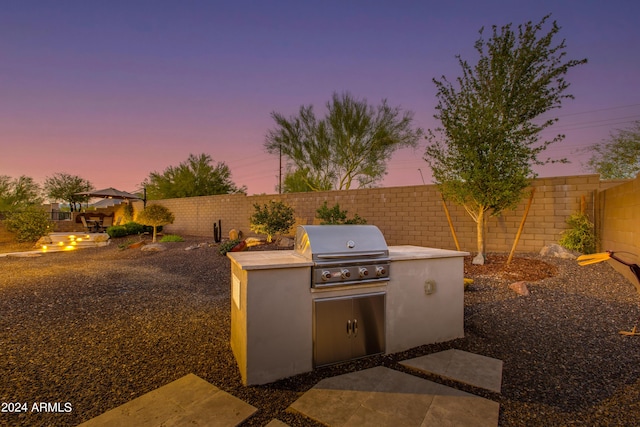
[584,121,640,179]
[250,200,295,243]
[4,207,53,242]
[143,153,246,200]
[315,201,367,224]
[0,175,43,212]
[281,167,332,193]
[265,92,423,191]
[44,172,93,212]
[423,15,586,263]
[135,204,175,242]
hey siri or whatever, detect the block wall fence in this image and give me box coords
[597,174,640,287]
[112,174,636,259]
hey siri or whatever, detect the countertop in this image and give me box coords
[388,245,469,261]
[227,250,312,270]
[228,246,469,270]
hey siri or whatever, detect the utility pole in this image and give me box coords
[278,143,282,194]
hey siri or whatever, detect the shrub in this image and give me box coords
[106,222,158,238]
[4,208,54,242]
[160,234,184,242]
[124,222,145,235]
[250,201,295,243]
[106,225,128,238]
[559,213,596,254]
[315,201,367,225]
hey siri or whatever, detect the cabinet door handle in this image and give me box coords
[346,319,351,336]
[353,319,358,336]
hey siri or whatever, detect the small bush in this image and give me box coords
[219,238,242,255]
[160,234,184,242]
[250,201,295,243]
[106,225,128,238]
[559,213,596,254]
[315,201,367,225]
[124,222,145,235]
[4,208,54,242]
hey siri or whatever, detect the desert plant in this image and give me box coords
[250,200,295,243]
[219,238,242,255]
[160,234,184,242]
[135,204,175,242]
[315,201,367,225]
[4,207,53,242]
[559,213,596,254]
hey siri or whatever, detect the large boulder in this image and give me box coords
[540,244,577,259]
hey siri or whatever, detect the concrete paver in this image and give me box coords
[77,374,256,427]
[400,349,503,393]
[288,366,499,426]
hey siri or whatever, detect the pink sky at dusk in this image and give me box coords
[2,1,640,196]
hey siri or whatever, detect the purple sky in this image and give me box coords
[2,1,640,195]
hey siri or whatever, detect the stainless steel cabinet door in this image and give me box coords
[314,297,352,367]
[313,293,385,367]
[352,293,385,359]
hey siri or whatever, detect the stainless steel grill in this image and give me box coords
[294,225,390,288]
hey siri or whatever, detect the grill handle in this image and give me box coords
[316,251,387,259]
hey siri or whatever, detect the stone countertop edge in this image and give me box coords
[388,245,470,261]
[227,250,313,270]
[227,246,469,270]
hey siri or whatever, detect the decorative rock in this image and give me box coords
[128,241,147,249]
[540,244,576,259]
[185,245,200,251]
[230,240,247,252]
[472,253,486,265]
[509,281,530,296]
[229,229,239,240]
[36,235,53,247]
[278,237,293,247]
[141,243,166,252]
[94,234,110,243]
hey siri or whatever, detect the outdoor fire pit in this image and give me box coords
[227,225,468,385]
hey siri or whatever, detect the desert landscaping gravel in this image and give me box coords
[1,236,639,426]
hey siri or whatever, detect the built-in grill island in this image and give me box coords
[227,225,469,386]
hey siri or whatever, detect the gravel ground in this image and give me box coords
[1,236,639,426]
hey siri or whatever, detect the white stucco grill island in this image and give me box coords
[227,229,469,386]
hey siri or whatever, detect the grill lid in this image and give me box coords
[294,225,389,262]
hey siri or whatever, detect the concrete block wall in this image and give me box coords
[149,174,610,254]
[597,173,640,289]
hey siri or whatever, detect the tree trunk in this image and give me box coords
[152,226,157,243]
[473,208,486,265]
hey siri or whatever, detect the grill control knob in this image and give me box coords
[321,271,332,281]
[359,267,369,278]
[375,266,387,277]
[341,268,351,279]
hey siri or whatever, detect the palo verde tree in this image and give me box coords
[44,172,93,212]
[423,15,587,264]
[143,153,246,200]
[584,121,640,179]
[0,175,43,212]
[265,92,423,191]
[135,204,175,243]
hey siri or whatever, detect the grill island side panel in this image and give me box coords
[228,252,313,386]
[386,246,467,354]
